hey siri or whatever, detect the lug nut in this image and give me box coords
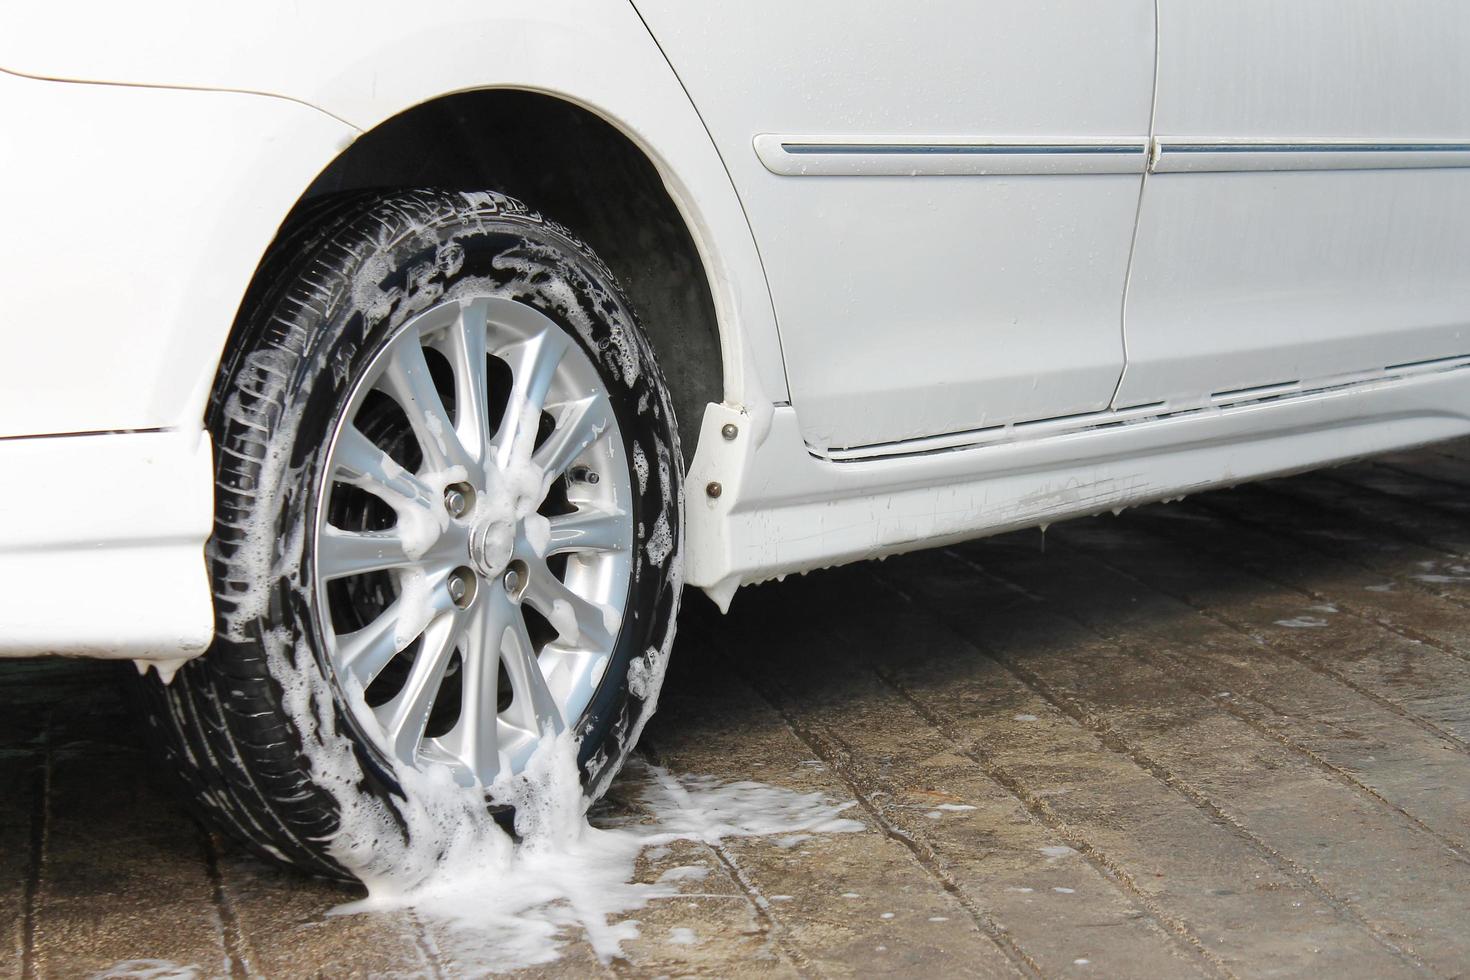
[501,559,530,601]
[447,567,476,608]
[721,423,739,441]
[443,483,474,518]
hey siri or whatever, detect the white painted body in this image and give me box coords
[1116,0,1470,413]
[1,1,1468,665]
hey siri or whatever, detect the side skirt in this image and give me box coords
[686,367,1470,609]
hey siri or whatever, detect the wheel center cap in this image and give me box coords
[468,516,516,579]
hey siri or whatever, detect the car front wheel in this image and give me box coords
[137,189,683,879]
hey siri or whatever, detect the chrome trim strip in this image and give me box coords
[781,143,1144,156]
[1151,139,1470,174]
[753,134,1149,176]
[755,135,1470,177]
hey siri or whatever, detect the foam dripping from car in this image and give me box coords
[331,734,863,971]
[264,615,860,972]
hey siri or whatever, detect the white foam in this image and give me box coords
[633,442,649,494]
[645,510,673,569]
[547,597,581,644]
[656,864,710,883]
[391,569,435,647]
[643,443,675,570]
[323,739,863,973]
[1273,616,1329,629]
[521,512,551,556]
[91,962,200,980]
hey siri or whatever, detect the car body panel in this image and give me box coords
[633,0,1156,450]
[0,69,356,438]
[1115,0,1470,411]
[1117,166,1470,412]
[0,430,213,669]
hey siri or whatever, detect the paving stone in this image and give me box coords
[845,566,1421,979]
[29,688,233,978]
[922,537,1470,974]
[649,637,1023,979]
[1029,515,1470,855]
[713,587,1212,979]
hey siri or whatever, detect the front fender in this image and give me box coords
[1,0,786,433]
[0,69,357,438]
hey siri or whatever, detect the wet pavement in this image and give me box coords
[7,441,1470,978]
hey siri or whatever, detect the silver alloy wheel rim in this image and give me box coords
[313,296,633,787]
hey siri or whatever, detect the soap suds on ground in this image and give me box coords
[332,735,863,973]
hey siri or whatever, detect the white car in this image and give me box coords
[3,1,1469,877]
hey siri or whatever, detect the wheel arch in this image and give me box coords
[284,89,726,459]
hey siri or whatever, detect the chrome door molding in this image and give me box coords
[754,135,1150,175]
[755,135,1470,177]
[1150,139,1470,173]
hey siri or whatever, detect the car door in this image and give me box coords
[632,1,1156,451]
[1115,0,1470,413]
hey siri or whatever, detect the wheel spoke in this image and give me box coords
[333,425,438,515]
[451,596,512,783]
[501,597,564,736]
[446,299,493,464]
[318,525,414,580]
[546,505,629,555]
[495,327,571,466]
[523,557,616,651]
[381,338,475,475]
[376,608,464,764]
[337,597,411,690]
[533,394,611,484]
[340,571,461,685]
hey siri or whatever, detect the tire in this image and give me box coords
[134,189,684,879]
